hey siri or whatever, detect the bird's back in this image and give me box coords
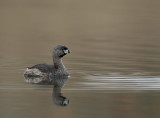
[24,64,54,77]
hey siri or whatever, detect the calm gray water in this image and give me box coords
[1,0,160,118]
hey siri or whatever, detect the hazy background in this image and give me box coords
[0,0,160,74]
[0,0,160,118]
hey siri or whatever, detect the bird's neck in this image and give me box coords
[53,57,63,69]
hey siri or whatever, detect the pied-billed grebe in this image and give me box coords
[24,45,71,77]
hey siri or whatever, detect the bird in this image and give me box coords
[24,45,71,78]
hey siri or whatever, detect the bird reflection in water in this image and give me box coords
[24,74,70,106]
[50,74,70,106]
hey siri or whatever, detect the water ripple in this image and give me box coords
[78,75,160,90]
